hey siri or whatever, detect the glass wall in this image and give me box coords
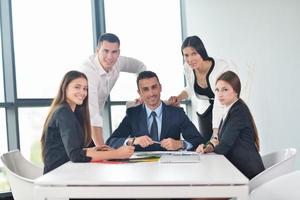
[0,109,8,160]
[105,0,184,130]
[0,34,3,102]
[0,109,9,193]
[110,105,127,132]
[12,0,93,98]
[18,107,49,166]
[11,0,93,162]
[0,0,187,195]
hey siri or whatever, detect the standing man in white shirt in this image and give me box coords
[80,33,146,147]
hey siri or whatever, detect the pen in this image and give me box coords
[131,137,135,146]
[152,140,161,144]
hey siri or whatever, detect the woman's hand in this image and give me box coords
[203,143,214,153]
[168,96,180,107]
[196,144,206,153]
[94,145,113,151]
[134,97,144,105]
[202,137,219,153]
[115,146,135,159]
[210,137,219,147]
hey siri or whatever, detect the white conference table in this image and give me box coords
[34,153,249,199]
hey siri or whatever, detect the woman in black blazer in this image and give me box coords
[196,71,265,179]
[41,70,134,174]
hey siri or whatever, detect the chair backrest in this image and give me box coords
[1,150,43,200]
[249,170,300,200]
[249,148,297,192]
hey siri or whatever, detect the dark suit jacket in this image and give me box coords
[43,103,92,174]
[106,102,204,151]
[214,99,265,179]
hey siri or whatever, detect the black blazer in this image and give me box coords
[214,99,265,179]
[43,103,91,174]
[106,102,204,151]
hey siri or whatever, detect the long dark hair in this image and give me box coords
[216,71,260,151]
[41,70,92,161]
[181,35,209,60]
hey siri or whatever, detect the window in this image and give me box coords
[0,108,9,193]
[0,32,3,102]
[18,107,49,166]
[0,109,8,161]
[12,0,93,98]
[110,105,127,132]
[105,0,184,101]
[19,107,49,166]
[104,0,184,130]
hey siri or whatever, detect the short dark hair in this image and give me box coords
[97,33,120,47]
[181,35,209,60]
[136,71,160,89]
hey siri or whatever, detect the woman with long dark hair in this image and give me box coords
[196,71,265,179]
[41,70,134,174]
[168,36,234,142]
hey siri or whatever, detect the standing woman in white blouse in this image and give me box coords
[168,35,233,142]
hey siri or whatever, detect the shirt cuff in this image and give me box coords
[124,138,130,146]
[184,141,193,150]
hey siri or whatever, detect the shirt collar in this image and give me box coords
[144,102,163,119]
[93,54,109,76]
[223,98,239,120]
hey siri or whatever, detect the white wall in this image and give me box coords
[184,0,300,168]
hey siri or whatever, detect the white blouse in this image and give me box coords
[183,58,235,128]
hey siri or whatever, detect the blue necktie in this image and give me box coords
[150,111,159,141]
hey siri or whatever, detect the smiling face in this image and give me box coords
[66,77,88,111]
[97,40,120,72]
[182,47,204,69]
[215,80,238,106]
[138,77,162,110]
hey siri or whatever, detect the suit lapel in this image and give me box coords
[219,99,240,138]
[160,103,168,140]
[219,115,229,138]
[138,105,149,135]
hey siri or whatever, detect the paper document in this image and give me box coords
[134,151,201,163]
[159,152,201,163]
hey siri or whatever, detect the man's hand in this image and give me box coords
[134,135,154,148]
[160,138,182,150]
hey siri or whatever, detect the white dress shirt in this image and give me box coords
[221,98,239,124]
[79,54,146,127]
[124,102,193,150]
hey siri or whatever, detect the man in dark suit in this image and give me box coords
[106,71,204,151]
